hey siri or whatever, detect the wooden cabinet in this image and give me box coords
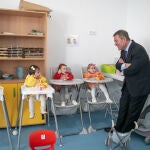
[0,8,48,127]
[0,83,19,127]
[0,8,47,77]
[0,82,46,127]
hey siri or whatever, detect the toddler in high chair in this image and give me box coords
[25,65,48,118]
[84,63,112,103]
[53,63,78,106]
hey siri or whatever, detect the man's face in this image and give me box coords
[114,35,127,51]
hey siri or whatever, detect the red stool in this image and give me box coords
[29,129,56,150]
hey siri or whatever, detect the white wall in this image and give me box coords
[126,0,150,55]
[1,0,150,78]
[47,0,128,78]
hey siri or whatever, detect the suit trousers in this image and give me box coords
[115,84,148,133]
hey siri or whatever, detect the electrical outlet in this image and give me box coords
[88,30,96,35]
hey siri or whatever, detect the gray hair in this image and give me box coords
[113,30,130,40]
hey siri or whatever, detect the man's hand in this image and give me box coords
[125,63,131,68]
[118,58,125,64]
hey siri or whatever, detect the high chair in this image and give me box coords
[17,85,62,149]
[81,66,116,133]
[49,67,87,136]
[50,67,80,114]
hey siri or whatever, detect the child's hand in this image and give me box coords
[58,69,62,74]
[34,73,41,79]
[95,77,100,80]
[61,74,67,80]
[35,79,41,87]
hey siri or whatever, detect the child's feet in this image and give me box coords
[92,97,97,103]
[72,100,78,105]
[29,112,34,119]
[61,101,66,107]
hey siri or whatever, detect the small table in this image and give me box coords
[50,79,84,85]
[83,77,113,83]
[17,85,61,149]
[102,73,124,82]
[83,77,114,133]
[49,79,87,135]
[0,86,13,150]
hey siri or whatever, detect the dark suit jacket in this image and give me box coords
[116,40,150,97]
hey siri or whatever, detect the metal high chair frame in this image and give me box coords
[49,67,88,137]
[81,66,116,133]
[0,86,13,150]
[17,85,62,150]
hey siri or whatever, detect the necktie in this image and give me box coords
[124,50,128,58]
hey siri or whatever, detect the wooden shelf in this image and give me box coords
[0,34,45,38]
[0,79,24,84]
[0,8,47,17]
[0,8,47,76]
[0,57,45,60]
[0,8,48,127]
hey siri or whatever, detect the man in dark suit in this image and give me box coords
[114,30,150,133]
